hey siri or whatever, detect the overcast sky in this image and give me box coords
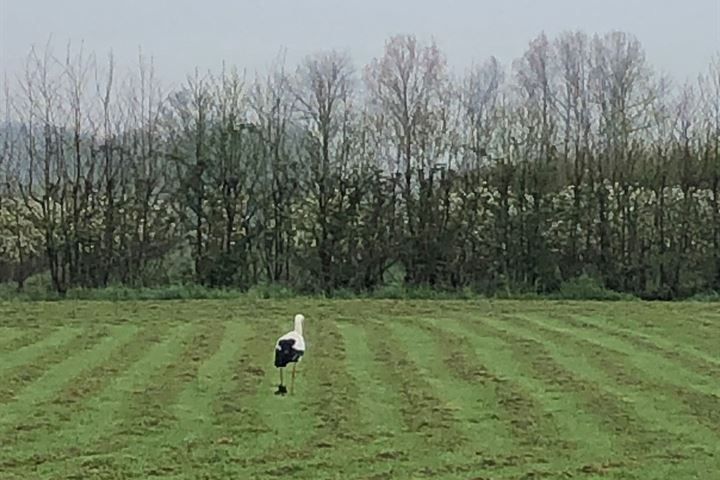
[1,0,718,89]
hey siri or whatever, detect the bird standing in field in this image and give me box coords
[274,314,306,396]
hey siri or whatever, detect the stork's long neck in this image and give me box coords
[294,318,303,336]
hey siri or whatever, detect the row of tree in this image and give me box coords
[1,31,719,298]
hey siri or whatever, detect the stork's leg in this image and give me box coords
[291,363,297,395]
[275,368,287,395]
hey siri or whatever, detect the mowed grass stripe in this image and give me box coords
[478,316,664,453]
[132,319,253,479]
[559,314,720,380]
[404,317,565,471]
[515,313,720,454]
[231,313,315,471]
[0,321,175,450]
[333,320,418,478]
[240,314,364,480]
[528,314,720,434]
[362,319,464,455]
[0,322,196,474]
[337,321,403,439]
[390,319,544,478]
[0,327,53,356]
[0,324,135,430]
[212,317,270,443]
[437,317,615,470]
[0,328,81,375]
[117,318,227,447]
[391,319,513,447]
[593,307,720,359]
[349,319,420,427]
[169,319,244,445]
[201,316,274,477]
[0,328,24,350]
[303,315,360,442]
[206,312,305,477]
[0,328,98,404]
[553,314,718,396]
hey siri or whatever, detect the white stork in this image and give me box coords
[274,314,306,395]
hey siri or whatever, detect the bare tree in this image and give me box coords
[452,57,505,286]
[590,31,654,289]
[0,76,11,207]
[199,65,265,286]
[514,33,559,288]
[1,30,718,299]
[293,51,356,291]
[62,42,98,285]
[555,31,594,275]
[250,54,298,284]
[700,55,720,289]
[13,45,72,293]
[364,34,448,284]
[167,68,212,282]
[94,52,121,286]
[459,56,503,168]
[122,53,172,284]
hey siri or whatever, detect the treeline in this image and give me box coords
[1,31,719,299]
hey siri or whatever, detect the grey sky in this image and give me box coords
[1,0,718,89]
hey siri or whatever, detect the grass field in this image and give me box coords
[0,299,718,479]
